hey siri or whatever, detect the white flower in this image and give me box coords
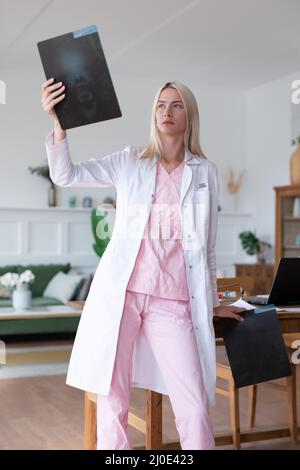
[0,270,35,288]
[19,270,35,285]
[0,272,19,288]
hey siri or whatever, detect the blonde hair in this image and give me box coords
[141,81,206,160]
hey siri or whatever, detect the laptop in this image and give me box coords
[243,257,300,306]
[37,25,122,130]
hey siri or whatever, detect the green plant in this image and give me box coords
[28,164,54,187]
[291,135,300,146]
[91,208,111,258]
[238,231,271,257]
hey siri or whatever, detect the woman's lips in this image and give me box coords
[162,122,174,125]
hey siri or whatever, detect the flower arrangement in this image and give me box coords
[225,168,246,194]
[0,270,35,289]
[291,135,300,146]
[28,164,54,187]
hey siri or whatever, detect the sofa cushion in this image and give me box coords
[32,296,64,306]
[70,274,93,301]
[43,271,82,303]
[17,263,71,297]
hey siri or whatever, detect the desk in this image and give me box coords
[213,307,300,338]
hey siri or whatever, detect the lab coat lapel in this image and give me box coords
[180,147,200,207]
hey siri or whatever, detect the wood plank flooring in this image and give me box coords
[0,343,299,450]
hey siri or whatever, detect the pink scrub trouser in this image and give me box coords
[96,290,215,450]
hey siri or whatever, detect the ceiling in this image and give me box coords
[1,0,300,89]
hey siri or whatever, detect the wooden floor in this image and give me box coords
[0,345,299,450]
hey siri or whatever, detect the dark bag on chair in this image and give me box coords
[220,305,292,388]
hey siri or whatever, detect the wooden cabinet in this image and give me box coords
[274,185,300,267]
[235,263,274,295]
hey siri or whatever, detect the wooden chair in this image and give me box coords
[215,276,255,449]
[248,332,299,445]
[84,390,164,450]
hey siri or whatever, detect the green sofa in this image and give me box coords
[0,263,80,336]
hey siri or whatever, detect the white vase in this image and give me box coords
[12,284,32,310]
[292,197,300,217]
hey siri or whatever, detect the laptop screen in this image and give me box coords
[268,258,300,305]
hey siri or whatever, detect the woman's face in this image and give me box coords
[155,87,186,137]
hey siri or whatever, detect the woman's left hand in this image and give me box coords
[213,305,246,321]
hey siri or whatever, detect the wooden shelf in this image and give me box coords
[283,245,300,249]
[275,186,300,266]
[284,217,300,221]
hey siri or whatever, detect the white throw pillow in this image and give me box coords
[43,271,82,303]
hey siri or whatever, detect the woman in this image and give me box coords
[41,79,245,450]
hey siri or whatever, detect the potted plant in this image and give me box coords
[28,164,57,207]
[238,230,271,263]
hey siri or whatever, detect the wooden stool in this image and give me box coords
[84,390,163,450]
[248,333,299,445]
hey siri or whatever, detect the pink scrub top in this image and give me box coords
[127,160,190,301]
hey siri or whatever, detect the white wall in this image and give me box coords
[242,70,299,250]
[0,66,246,211]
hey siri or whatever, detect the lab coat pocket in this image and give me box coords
[193,185,209,211]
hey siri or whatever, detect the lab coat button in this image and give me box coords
[189,265,192,269]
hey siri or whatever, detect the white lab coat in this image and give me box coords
[45,131,220,408]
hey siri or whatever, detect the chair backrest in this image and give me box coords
[217,276,254,300]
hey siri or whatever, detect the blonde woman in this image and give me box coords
[41,79,245,450]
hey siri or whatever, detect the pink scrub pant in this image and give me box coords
[96,290,215,450]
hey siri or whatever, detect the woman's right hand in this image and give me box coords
[41,78,65,122]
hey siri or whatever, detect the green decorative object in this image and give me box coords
[68,196,77,208]
[238,230,271,262]
[91,208,111,258]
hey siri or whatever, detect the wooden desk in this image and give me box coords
[213,307,300,338]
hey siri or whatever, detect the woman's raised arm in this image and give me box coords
[41,78,127,188]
